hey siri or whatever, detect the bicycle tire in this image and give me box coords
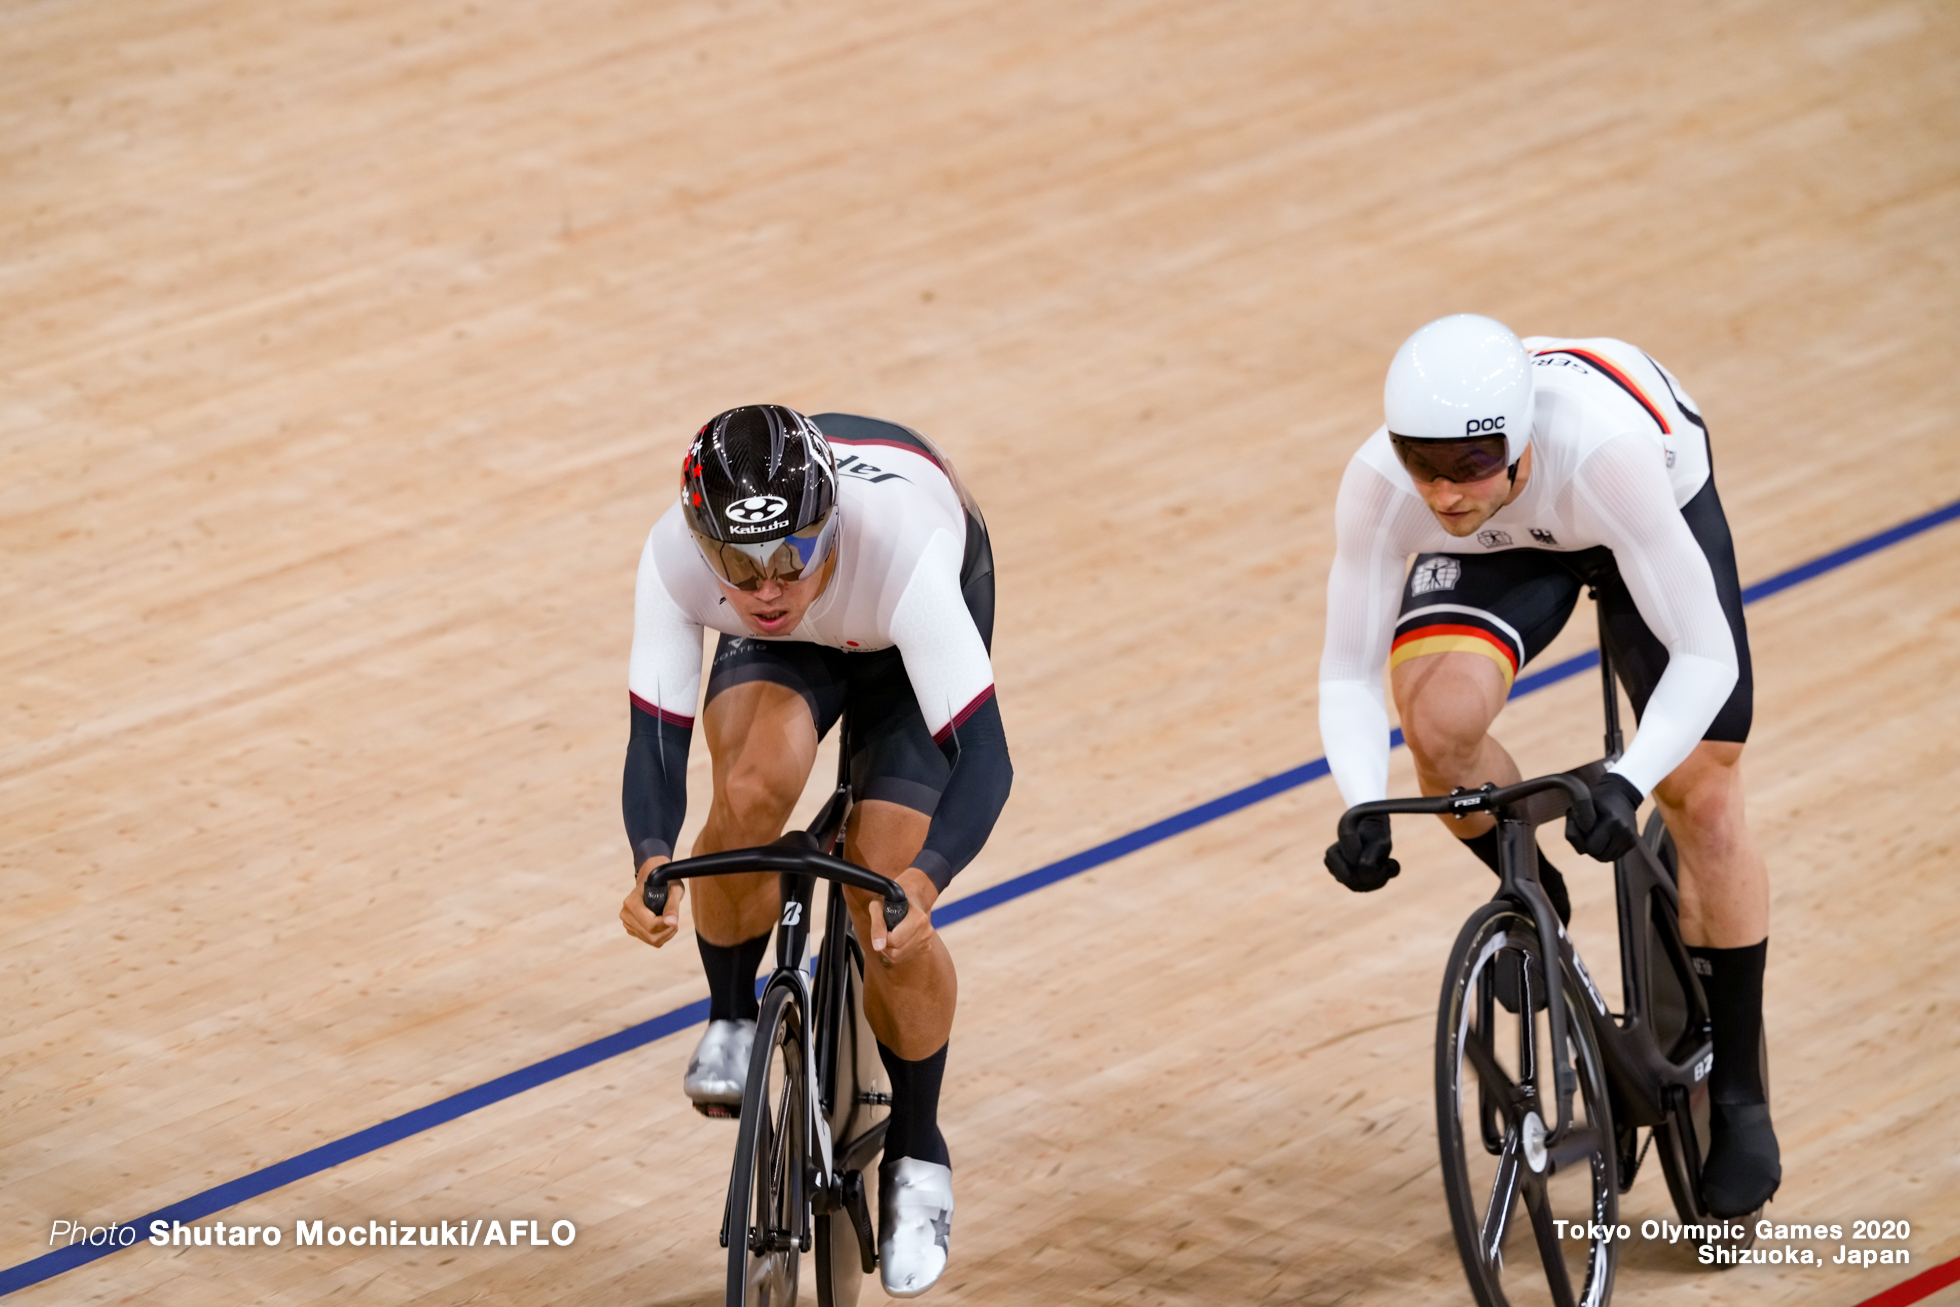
[727,983,807,1307]
[816,936,886,1306]
[1438,901,1619,1307]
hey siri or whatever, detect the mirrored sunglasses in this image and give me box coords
[692,515,836,591]
[1390,433,1512,484]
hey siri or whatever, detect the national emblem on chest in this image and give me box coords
[1474,526,1559,549]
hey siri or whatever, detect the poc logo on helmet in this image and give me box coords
[1465,416,1506,435]
[724,495,788,525]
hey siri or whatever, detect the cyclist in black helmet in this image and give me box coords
[618,404,1008,1298]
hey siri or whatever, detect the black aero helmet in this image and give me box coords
[680,405,840,590]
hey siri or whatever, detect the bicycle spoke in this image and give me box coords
[1479,1136,1523,1264]
[1523,1176,1579,1307]
[1463,1019,1524,1125]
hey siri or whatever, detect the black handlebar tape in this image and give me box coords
[644,878,669,915]
[882,893,908,933]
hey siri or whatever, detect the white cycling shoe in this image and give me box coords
[684,1018,754,1118]
[879,1157,954,1298]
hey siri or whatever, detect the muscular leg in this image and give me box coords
[843,796,960,1282]
[690,680,819,945]
[691,684,959,1051]
[1651,740,1768,948]
[1652,739,1777,1212]
[1391,650,1519,839]
[1391,649,1572,921]
[674,680,820,1110]
[842,800,958,1059]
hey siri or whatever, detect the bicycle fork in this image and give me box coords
[717,872,829,1257]
[1495,815,1580,1140]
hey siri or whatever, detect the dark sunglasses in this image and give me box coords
[1390,433,1512,484]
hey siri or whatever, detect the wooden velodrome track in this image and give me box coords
[4,0,1958,1302]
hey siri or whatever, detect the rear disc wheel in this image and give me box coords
[816,941,883,1307]
[1641,814,1767,1263]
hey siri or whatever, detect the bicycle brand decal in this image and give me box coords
[1570,953,1608,1015]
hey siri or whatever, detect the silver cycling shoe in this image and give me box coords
[879,1157,954,1298]
[684,1018,754,1118]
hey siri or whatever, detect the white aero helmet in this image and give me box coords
[1383,314,1534,482]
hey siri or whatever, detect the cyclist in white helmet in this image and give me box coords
[1318,314,1781,1218]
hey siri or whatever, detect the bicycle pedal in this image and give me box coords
[693,1102,741,1120]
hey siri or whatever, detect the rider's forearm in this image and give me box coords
[622,697,694,868]
[1571,436,1739,797]
[1320,677,1391,808]
[1608,653,1737,796]
[914,691,1012,890]
[1318,459,1416,811]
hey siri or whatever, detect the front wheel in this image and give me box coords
[727,983,807,1307]
[1438,902,1618,1307]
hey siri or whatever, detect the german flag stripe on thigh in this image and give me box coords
[1390,606,1525,690]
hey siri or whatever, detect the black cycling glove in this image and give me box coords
[1565,772,1643,862]
[1326,813,1401,892]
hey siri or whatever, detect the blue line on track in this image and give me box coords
[5,495,1957,1297]
[1,999,711,1296]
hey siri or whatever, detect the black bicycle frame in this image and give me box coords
[1338,601,1715,1151]
[645,714,907,1260]
[1578,596,1715,1133]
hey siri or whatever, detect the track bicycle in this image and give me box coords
[1335,604,1765,1307]
[645,718,906,1307]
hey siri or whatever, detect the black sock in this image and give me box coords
[698,930,772,1023]
[1462,828,1571,925]
[877,1040,950,1169]
[1688,940,1768,1106]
